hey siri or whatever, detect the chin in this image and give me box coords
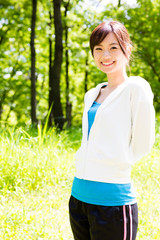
[101,68,115,74]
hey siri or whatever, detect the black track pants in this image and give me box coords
[69,196,138,240]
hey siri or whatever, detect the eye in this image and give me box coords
[111,46,118,50]
[95,47,102,51]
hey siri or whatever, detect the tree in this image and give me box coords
[0,0,32,124]
[49,0,64,129]
[84,50,89,93]
[63,0,72,128]
[1,0,159,127]
[118,0,121,7]
[30,0,38,124]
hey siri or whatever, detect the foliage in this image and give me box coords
[0,0,160,126]
[0,0,32,124]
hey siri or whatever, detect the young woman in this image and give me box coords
[69,21,155,240]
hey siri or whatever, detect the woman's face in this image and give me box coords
[93,32,129,76]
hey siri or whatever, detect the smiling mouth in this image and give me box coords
[101,61,115,67]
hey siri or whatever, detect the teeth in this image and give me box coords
[102,62,114,66]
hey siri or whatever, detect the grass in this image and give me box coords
[0,123,160,239]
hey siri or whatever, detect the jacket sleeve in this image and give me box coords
[130,80,155,162]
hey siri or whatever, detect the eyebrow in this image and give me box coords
[109,43,119,46]
[95,42,119,47]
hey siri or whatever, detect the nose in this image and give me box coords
[102,50,110,58]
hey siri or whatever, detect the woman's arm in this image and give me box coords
[130,79,155,162]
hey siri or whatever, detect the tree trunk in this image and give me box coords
[49,0,64,130]
[118,0,121,7]
[30,0,37,124]
[84,51,89,93]
[0,101,3,120]
[48,8,54,126]
[0,92,6,121]
[64,0,72,128]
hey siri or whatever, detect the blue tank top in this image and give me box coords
[71,101,136,206]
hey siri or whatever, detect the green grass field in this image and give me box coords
[0,123,160,240]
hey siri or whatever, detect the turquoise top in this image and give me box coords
[71,101,136,206]
[88,101,101,137]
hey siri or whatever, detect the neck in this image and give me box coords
[106,68,128,88]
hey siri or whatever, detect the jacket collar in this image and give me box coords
[84,80,128,114]
[84,82,107,112]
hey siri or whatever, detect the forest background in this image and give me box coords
[0,0,160,129]
[0,0,160,239]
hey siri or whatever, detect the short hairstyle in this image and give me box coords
[90,21,132,60]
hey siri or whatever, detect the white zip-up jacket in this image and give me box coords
[75,76,155,184]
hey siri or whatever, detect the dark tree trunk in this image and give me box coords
[0,92,5,120]
[64,0,72,128]
[0,101,3,120]
[84,51,89,93]
[49,0,64,130]
[30,0,37,124]
[118,0,121,7]
[48,9,54,126]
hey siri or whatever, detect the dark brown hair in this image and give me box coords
[90,21,132,60]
